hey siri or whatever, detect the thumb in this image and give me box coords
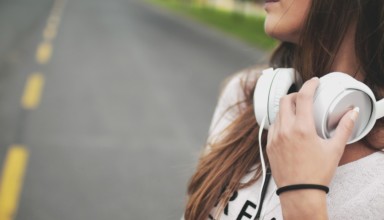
[332,107,360,146]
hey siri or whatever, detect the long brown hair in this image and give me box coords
[185,1,384,219]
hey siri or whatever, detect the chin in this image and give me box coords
[264,17,302,44]
[265,31,297,44]
[264,24,299,44]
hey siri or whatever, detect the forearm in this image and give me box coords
[279,190,328,220]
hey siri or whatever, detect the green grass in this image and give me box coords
[149,0,277,50]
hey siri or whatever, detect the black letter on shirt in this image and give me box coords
[224,190,238,215]
[236,200,256,220]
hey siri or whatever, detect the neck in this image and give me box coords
[339,142,377,166]
[330,23,364,80]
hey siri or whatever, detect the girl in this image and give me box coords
[184,0,384,219]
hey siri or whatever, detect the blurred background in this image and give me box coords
[0,0,273,219]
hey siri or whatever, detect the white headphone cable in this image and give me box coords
[254,116,271,220]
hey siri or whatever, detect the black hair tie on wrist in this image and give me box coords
[276,184,329,196]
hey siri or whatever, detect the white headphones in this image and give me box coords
[254,68,384,144]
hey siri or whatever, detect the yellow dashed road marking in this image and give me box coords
[0,146,29,220]
[36,41,52,64]
[0,0,67,220]
[21,73,45,109]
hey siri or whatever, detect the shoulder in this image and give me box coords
[328,152,384,219]
[208,65,265,143]
[216,65,265,115]
[219,66,265,101]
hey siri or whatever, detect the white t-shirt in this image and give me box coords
[208,152,384,220]
[185,69,384,220]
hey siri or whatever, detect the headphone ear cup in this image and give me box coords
[313,72,375,143]
[254,68,302,129]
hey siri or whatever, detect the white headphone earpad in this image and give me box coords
[254,68,275,128]
[267,69,298,124]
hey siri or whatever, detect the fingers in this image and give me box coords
[277,93,297,126]
[295,77,319,126]
[331,107,360,148]
[272,77,318,141]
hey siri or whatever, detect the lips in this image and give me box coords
[265,0,279,2]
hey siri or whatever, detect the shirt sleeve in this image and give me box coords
[208,74,246,140]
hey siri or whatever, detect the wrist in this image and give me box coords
[279,189,328,220]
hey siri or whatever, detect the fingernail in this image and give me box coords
[312,77,319,81]
[350,107,360,122]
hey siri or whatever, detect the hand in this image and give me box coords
[266,77,359,188]
[266,77,359,219]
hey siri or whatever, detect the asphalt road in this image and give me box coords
[0,0,266,219]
